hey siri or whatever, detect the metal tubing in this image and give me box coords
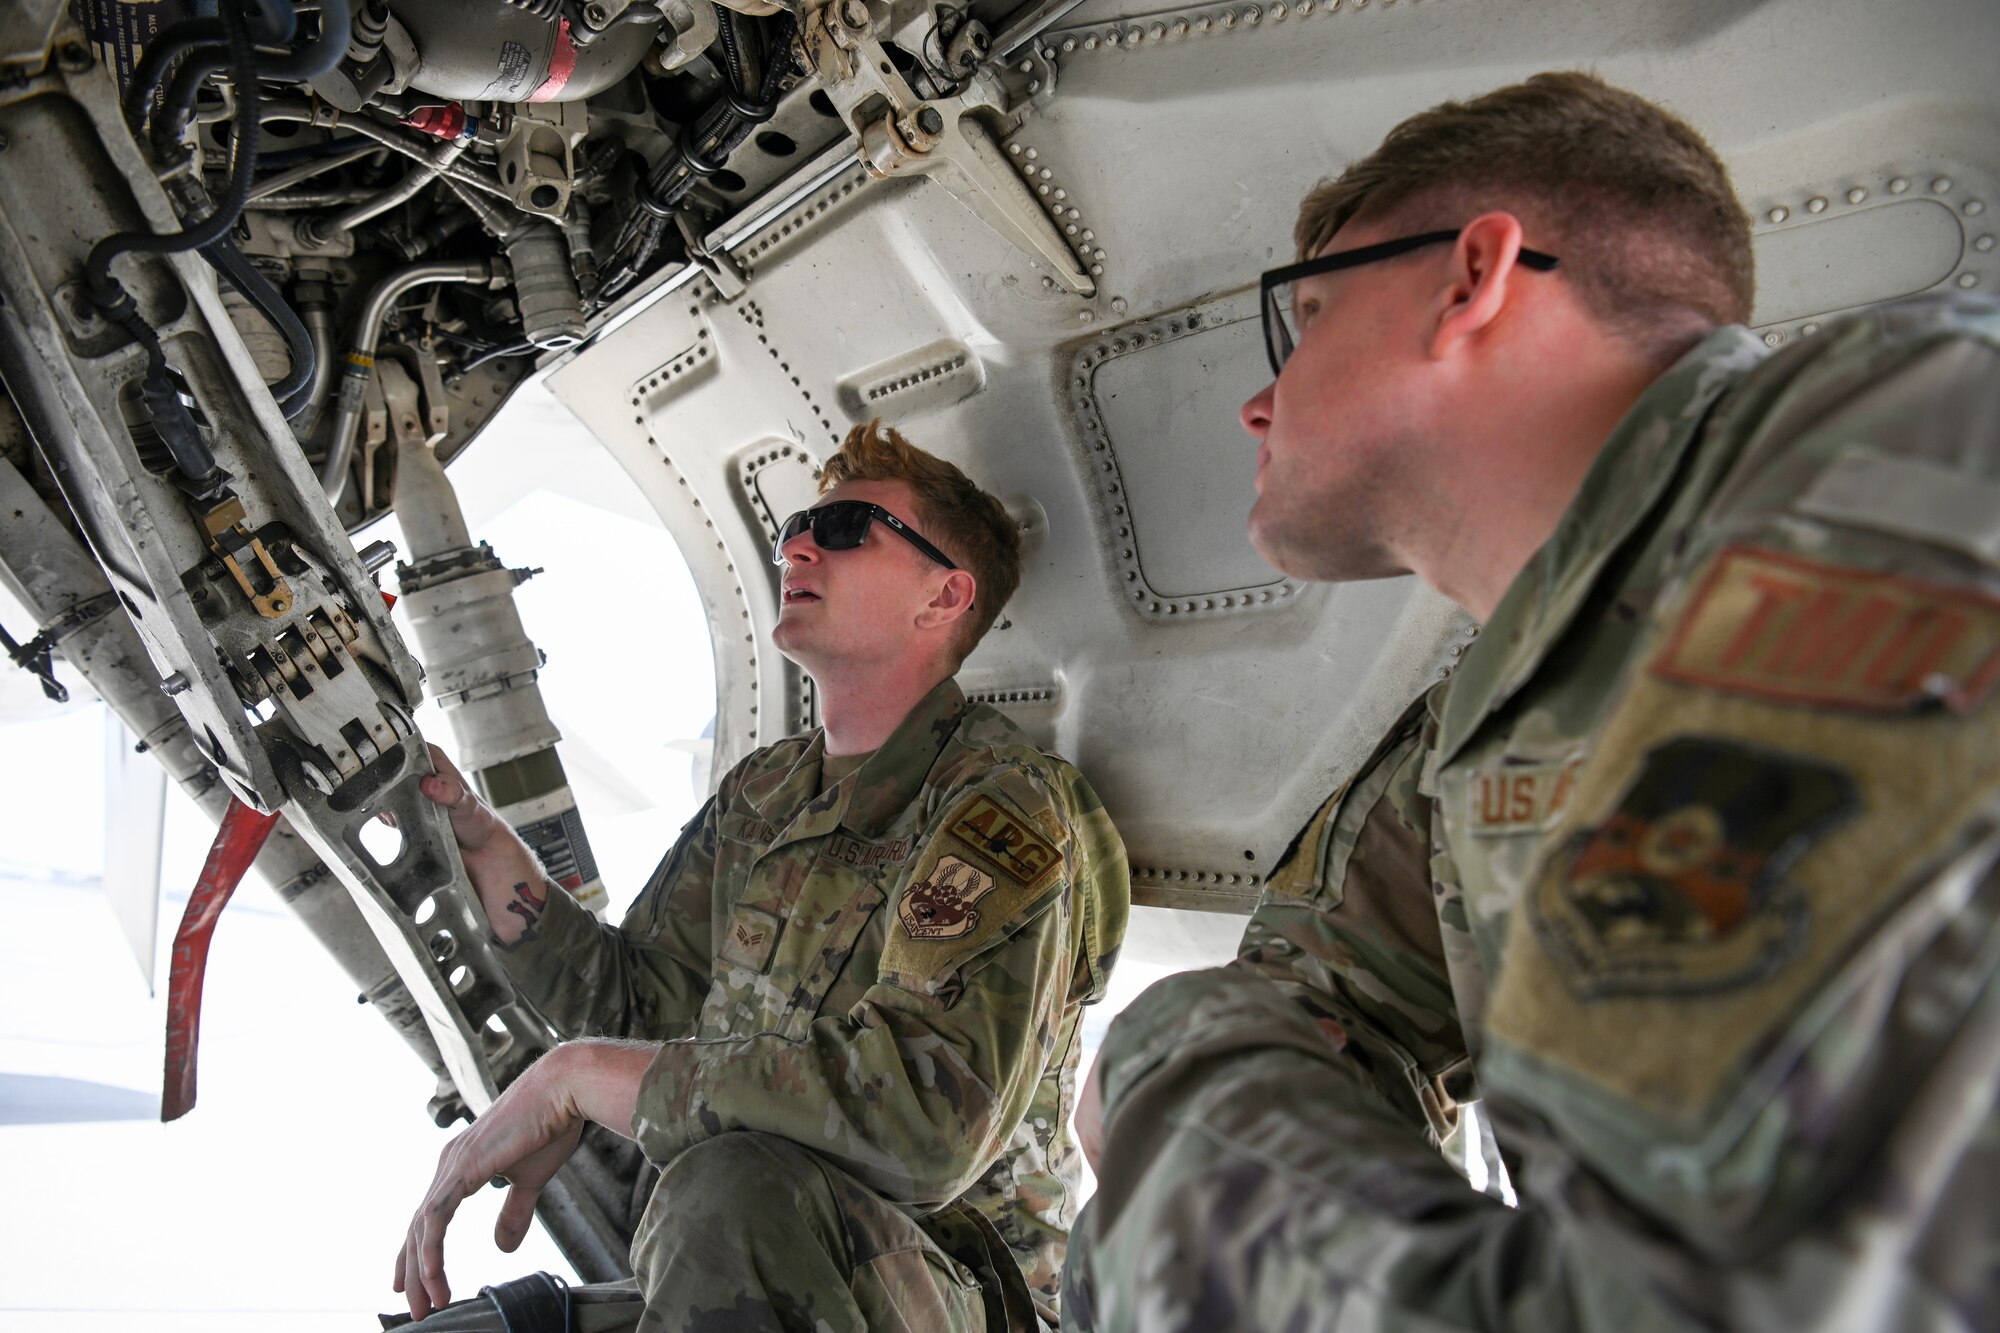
[297,300,337,436]
[317,138,468,237]
[247,138,383,201]
[259,101,511,202]
[319,260,490,503]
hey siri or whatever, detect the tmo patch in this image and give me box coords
[1653,546,2000,713]
[1530,735,1859,997]
[896,855,999,940]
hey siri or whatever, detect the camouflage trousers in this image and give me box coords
[400,1132,1025,1333]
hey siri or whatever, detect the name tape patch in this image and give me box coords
[1467,756,1587,836]
[1653,546,2000,713]
[825,835,913,869]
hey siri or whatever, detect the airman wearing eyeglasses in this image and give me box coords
[396,420,1128,1332]
[1067,72,2000,1330]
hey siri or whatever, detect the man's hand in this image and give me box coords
[419,744,547,944]
[393,1040,656,1320]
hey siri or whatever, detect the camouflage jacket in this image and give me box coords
[502,677,1129,1313]
[1076,294,2000,1330]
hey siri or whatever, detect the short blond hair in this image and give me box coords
[1296,72,1754,360]
[819,420,1020,661]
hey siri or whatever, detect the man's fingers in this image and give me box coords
[418,1200,455,1314]
[418,767,501,854]
[418,771,470,810]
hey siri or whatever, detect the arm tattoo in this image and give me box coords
[505,878,549,929]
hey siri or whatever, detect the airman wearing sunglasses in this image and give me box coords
[396,421,1128,1332]
[1067,73,2000,1330]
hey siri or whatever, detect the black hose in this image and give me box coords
[674,13,792,195]
[158,0,352,143]
[85,1,268,497]
[200,238,318,418]
[88,2,262,303]
[120,1,296,130]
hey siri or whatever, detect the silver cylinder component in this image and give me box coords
[389,0,663,101]
[391,429,609,916]
[504,222,586,349]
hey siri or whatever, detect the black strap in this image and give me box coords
[480,1271,572,1333]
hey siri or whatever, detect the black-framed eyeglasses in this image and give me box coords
[772,499,959,570]
[1259,229,1561,376]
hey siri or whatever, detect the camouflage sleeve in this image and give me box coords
[1230,700,1473,1140]
[494,781,724,1042]
[1072,302,2000,1330]
[628,763,1119,1209]
[1473,305,2000,1317]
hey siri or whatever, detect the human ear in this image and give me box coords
[1428,211,1527,359]
[914,569,977,631]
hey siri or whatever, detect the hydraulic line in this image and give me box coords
[201,237,317,416]
[260,101,513,203]
[248,138,383,201]
[602,11,795,300]
[303,139,468,243]
[297,299,338,436]
[319,260,493,504]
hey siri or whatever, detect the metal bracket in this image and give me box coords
[676,211,748,300]
[802,0,1094,295]
[200,496,296,620]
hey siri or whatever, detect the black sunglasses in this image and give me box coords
[772,499,959,570]
[1260,229,1561,376]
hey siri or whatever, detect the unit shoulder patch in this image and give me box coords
[896,854,998,940]
[1653,546,2000,713]
[1530,736,1858,997]
[879,785,1071,993]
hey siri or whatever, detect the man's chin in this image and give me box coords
[1249,513,1407,585]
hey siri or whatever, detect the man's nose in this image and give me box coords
[1240,381,1275,440]
[780,526,821,566]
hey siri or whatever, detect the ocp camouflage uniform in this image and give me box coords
[1066,293,2000,1331]
[503,677,1128,1330]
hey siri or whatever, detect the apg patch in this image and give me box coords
[949,793,1062,889]
[895,854,998,940]
[1531,736,1858,997]
[1653,546,2000,713]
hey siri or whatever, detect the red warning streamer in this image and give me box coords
[162,798,280,1121]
